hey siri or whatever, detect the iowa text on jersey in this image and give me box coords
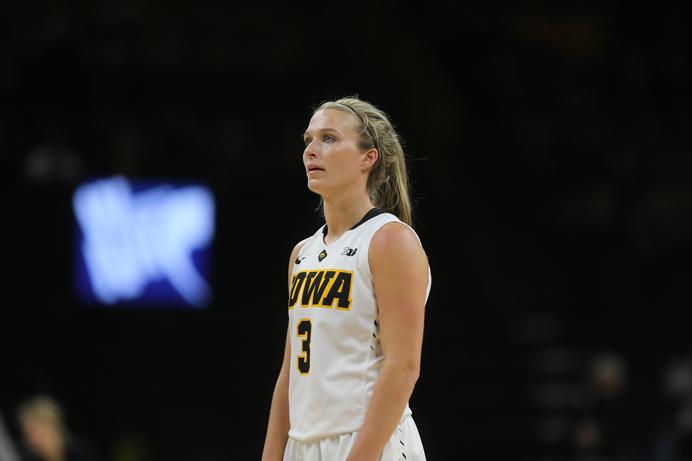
[288,269,353,310]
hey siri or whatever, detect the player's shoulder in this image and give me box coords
[371,220,423,252]
[369,221,429,275]
[288,234,316,263]
[290,238,308,259]
[370,220,426,261]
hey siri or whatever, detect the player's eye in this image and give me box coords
[303,137,312,146]
[323,134,335,143]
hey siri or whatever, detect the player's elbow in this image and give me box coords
[387,357,421,386]
[402,363,421,390]
[407,361,421,384]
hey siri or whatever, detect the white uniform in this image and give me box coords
[285,209,430,461]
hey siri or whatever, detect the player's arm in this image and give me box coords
[346,223,429,461]
[261,241,304,461]
[260,327,291,461]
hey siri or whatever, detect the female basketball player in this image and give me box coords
[261,97,431,461]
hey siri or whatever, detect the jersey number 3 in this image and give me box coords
[297,319,312,374]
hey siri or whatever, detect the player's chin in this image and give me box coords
[306,178,325,194]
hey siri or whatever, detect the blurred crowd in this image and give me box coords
[569,352,692,461]
[0,394,98,461]
[0,394,155,461]
[528,346,692,461]
[2,352,691,461]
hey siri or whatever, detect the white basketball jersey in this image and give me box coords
[287,209,431,441]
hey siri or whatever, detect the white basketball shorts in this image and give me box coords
[283,415,426,461]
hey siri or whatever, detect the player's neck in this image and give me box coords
[322,193,374,244]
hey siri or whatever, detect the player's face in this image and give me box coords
[302,109,369,197]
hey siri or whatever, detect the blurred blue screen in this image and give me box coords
[72,176,215,309]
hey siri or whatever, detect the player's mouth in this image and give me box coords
[307,164,325,174]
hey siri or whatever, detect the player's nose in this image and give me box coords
[304,142,320,158]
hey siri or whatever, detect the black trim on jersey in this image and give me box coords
[322,207,387,239]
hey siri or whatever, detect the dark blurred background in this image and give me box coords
[2,2,691,461]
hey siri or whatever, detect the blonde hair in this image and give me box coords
[315,96,413,226]
[17,394,67,436]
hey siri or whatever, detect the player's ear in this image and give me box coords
[361,148,378,171]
